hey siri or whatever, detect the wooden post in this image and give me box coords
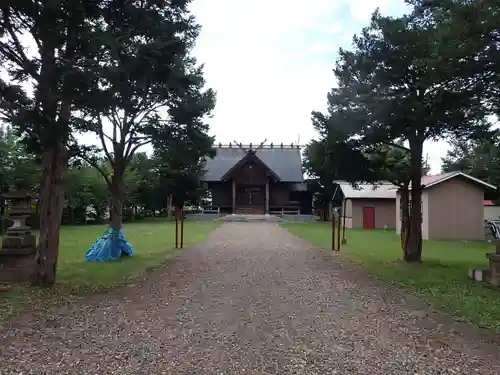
[180,207,184,249]
[167,194,173,221]
[265,180,270,214]
[232,179,236,214]
[337,209,341,251]
[175,206,178,248]
[331,213,336,251]
[342,199,347,245]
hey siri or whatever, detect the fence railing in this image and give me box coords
[195,206,307,216]
[269,206,301,216]
[201,206,221,215]
[199,205,237,215]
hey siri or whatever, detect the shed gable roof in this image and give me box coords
[202,145,304,182]
[337,181,398,199]
[421,172,496,191]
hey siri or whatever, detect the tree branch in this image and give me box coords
[111,113,118,145]
[110,109,123,132]
[134,82,153,113]
[2,10,39,79]
[120,109,129,147]
[381,141,410,153]
[126,139,152,161]
[96,115,115,167]
[78,154,112,187]
[387,178,408,188]
[133,101,169,127]
[0,43,25,69]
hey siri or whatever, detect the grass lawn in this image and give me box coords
[0,220,220,322]
[283,222,500,332]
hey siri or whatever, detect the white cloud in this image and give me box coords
[190,0,446,173]
[0,0,449,174]
[349,0,389,20]
[306,41,338,55]
[190,0,342,147]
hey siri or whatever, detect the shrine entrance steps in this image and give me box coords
[218,214,283,223]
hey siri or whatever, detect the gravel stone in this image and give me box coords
[1,222,499,374]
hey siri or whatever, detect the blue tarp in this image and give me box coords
[84,227,134,261]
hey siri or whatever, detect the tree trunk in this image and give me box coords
[109,172,125,230]
[400,184,410,251]
[404,141,423,262]
[0,194,5,217]
[32,143,68,286]
[0,193,5,234]
[167,194,173,220]
[70,208,75,224]
[95,207,102,222]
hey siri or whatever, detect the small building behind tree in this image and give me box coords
[396,172,496,240]
[337,182,398,229]
[201,143,312,215]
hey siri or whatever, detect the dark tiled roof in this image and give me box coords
[220,151,281,182]
[287,182,308,191]
[202,146,304,182]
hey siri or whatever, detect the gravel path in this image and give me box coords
[1,222,499,374]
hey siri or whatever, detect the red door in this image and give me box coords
[362,207,375,229]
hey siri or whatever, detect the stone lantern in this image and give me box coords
[469,240,500,287]
[486,241,500,286]
[0,185,37,282]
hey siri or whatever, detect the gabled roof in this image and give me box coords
[202,145,304,182]
[220,151,281,182]
[337,181,398,199]
[421,171,496,190]
[288,182,308,192]
[334,173,496,199]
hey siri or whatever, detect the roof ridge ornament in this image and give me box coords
[232,139,267,154]
[256,139,267,151]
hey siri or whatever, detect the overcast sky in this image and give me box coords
[1,0,453,174]
[189,0,451,173]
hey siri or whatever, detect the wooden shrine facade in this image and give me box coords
[202,143,312,215]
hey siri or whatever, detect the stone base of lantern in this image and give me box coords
[469,268,490,282]
[2,233,36,249]
[486,253,500,287]
[0,250,37,282]
[0,234,37,283]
